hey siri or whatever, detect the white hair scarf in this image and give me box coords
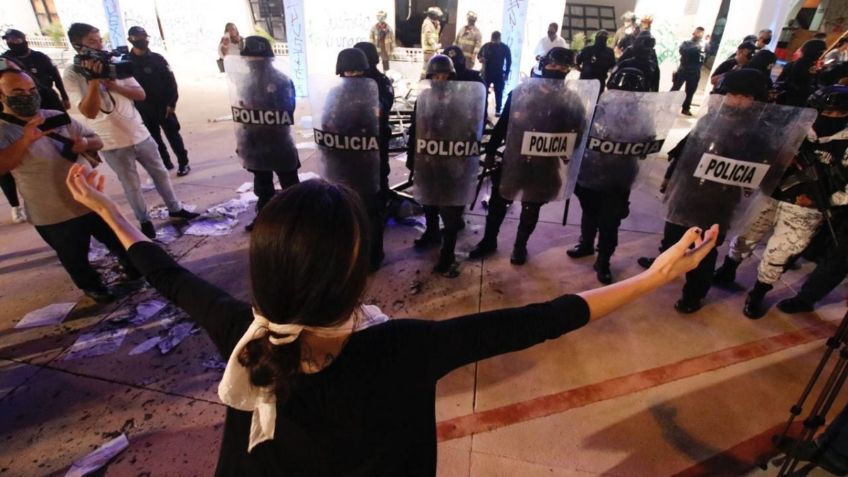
[218,305,389,452]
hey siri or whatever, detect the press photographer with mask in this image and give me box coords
[62,23,197,239]
[64,161,717,476]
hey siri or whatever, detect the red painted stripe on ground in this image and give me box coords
[437,323,834,442]
[672,421,803,477]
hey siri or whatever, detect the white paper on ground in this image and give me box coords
[149,204,198,220]
[158,322,197,354]
[131,300,167,326]
[15,303,76,329]
[236,182,254,193]
[183,217,239,236]
[65,434,129,477]
[87,240,109,262]
[63,328,128,360]
[128,336,163,356]
[155,224,180,244]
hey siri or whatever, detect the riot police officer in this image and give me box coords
[469,47,586,265]
[227,36,300,231]
[409,55,483,277]
[568,67,652,284]
[327,46,390,270]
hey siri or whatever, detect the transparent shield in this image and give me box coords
[577,90,684,192]
[309,75,381,195]
[225,56,299,172]
[664,94,817,232]
[412,80,486,206]
[499,78,599,204]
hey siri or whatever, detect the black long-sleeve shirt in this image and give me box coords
[479,42,511,80]
[128,241,591,476]
[2,49,68,106]
[126,50,179,111]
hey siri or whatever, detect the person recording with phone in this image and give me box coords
[0,69,140,303]
[62,23,197,240]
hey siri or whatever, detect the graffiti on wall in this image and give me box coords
[102,0,125,47]
[501,0,529,93]
[284,0,308,96]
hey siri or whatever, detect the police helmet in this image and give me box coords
[443,45,466,70]
[427,7,443,19]
[607,67,649,92]
[543,47,574,68]
[807,85,848,112]
[241,36,274,58]
[467,11,477,21]
[335,48,369,75]
[354,41,380,69]
[426,54,455,79]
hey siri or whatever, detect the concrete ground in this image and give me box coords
[1,63,847,477]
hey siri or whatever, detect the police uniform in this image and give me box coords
[126,49,189,171]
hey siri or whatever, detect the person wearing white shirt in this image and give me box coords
[63,23,198,239]
[533,23,568,76]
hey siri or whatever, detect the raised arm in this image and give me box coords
[413,224,717,378]
[65,165,250,354]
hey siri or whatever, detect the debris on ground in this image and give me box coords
[15,303,77,329]
[128,336,163,356]
[157,322,198,354]
[409,281,423,295]
[155,224,181,244]
[298,172,321,182]
[64,328,129,360]
[65,433,129,477]
[201,355,227,371]
[87,240,110,263]
[148,204,198,220]
[130,300,167,326]
[236,181,254,193]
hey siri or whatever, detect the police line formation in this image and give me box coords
[223,35,848,320]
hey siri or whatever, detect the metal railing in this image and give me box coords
[23,34,69,50]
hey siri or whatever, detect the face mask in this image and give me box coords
[130,39,149,49]
[542,69,567,80]
[7,42,28,56]
[5,91,41,117]
[814,114,848,138]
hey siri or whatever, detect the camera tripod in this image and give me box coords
[762,305,848,476]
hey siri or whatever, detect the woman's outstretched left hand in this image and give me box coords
[66,163,114,214]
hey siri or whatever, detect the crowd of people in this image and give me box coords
[0,12,847,475]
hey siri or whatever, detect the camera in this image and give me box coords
[73,46,133,80]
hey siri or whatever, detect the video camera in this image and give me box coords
[73,46,133,80]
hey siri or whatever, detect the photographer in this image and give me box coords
[62,23,197,239]
[0,69,139,303]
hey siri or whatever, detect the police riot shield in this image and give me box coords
[577,90,683,192]
[412,80,486,206]
[664,94,817,231]
[310,76,381,195]
[224,56,299,172]
[500,78,599,204]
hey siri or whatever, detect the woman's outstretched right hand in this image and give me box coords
[649,225,719,283]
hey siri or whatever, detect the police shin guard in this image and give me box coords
[435,230,460,278]
[469,200,508,259]
[744,281,774,320]
[713,256,740,286]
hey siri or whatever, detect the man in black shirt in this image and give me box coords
[576,29,616,93]
[710,42,756,91]
[671,26,705,115]
[478,31,511,115]
[1,29,70,111]
[124,26,191,176]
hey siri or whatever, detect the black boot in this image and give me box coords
[510,230,531,265]
[469,208,506,259]
[567,243,594,258]
[594,256,612,284]
[713,256,740,286]
[777,296,815,314]
[674,295,703,314]
[743,281,774,320]
[415,207,442,248]
[434,247,459,278]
